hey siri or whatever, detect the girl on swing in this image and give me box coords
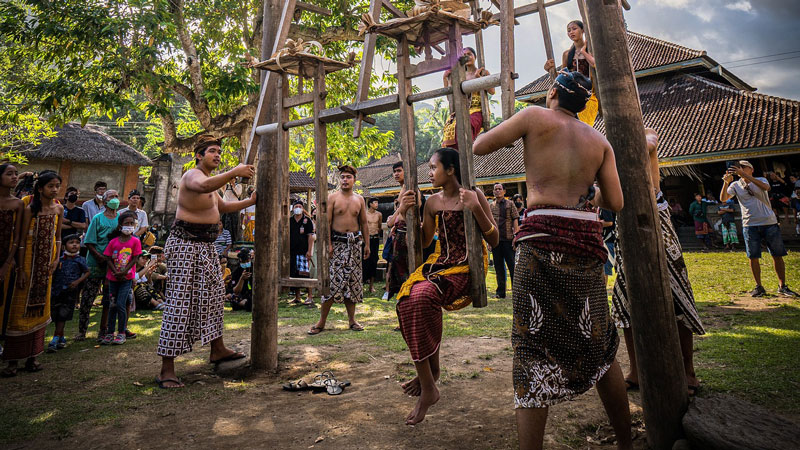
[544,19,599,126]
[394,148,499,425]
[442,47,494,149]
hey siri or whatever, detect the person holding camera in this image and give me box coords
[720,161,797,297]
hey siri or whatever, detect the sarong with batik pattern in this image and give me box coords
[387,221,409,298]
[323,231,363,304]
[157,221,225,358]
[0,209,18,339]
[611,194,706,335]
[2,212,57,361]
[512,207,618,408]
[397,210,488,362]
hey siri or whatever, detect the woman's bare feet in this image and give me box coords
[401,366,440,396]
[405,385,440,425]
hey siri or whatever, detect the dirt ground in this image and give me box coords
[15,326,649,450]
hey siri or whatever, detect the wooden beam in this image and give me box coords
[313,60,331,296]
[408,55,451,79]
[284,92,316,108]
[319,94,399,123]
[296,1,331,16]
[278,74,291,282]
[499,0,515,119]
[280,277,320,289]
[381,0,406,18]
[584,2,687,449]
[491,0,571,22]
[251,0,286,372]
[470,0,491,132]
[449,23,487,308]
[397,34,423,272]
[537,0,557,81]
[245,0,297,165]
[352,0,383,138]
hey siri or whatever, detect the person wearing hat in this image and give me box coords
[119,189,149,238]
[721,161,797,297]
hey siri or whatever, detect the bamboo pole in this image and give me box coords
[537,0,557,80]
[583,2,688,448]
[251,0,284,372]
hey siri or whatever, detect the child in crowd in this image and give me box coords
[48,234,89,352]
[133,251,165,311]
[101,211,141,345]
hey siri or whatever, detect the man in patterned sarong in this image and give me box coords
[474,71,632,450]
[612,129,705,396]
[308,165,370,335]
[155,135,256,389]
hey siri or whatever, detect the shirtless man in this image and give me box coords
[155,135,256,389]
[363,198,383,294]
[611,129,705,397]
[308,165,370,334]
[474,70,631,450]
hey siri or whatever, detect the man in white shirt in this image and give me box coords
[119,189,149,238]
[720,160,796,297]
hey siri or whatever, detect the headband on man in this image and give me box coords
[554,70,591,100]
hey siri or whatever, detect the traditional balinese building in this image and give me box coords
[362,30,800,244]
[16,122,151,201]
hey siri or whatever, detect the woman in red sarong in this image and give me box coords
[394,148,498,425]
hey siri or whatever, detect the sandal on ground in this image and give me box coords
[155,376,185,389]
[309,371,336,392]
[349,323,364,332]
[210,351,247,365]
[625,379,639,391]
[282,379,309,391]
[307,326,324,335]
[688,384,700,397]
[24,360,43,373]
[1,367,17,377]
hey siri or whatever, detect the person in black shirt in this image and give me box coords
[62,187,88,240]
[289,200,315,306]
[230,249,253,312]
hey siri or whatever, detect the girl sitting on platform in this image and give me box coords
[544,20,599,126]
[394,148,498,425]
[442,47,494,149]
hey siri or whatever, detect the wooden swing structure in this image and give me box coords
[248,2,686,448]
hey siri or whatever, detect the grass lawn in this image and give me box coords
[1,251,798,444]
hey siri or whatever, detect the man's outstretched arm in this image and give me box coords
[473,107,535,155]
[184,164,254,194]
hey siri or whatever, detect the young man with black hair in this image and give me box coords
[155,135,256,389]
[62,187,87,240]
[82,181,107,222]
[474,70,632,450]
[308,165,370,334]
[230,248,253,311]
[363,198,382,294]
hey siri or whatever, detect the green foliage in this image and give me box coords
[0,0,408,173]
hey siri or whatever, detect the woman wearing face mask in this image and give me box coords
[230,248,253,311]
[100,211,141,345]
[61,187,87,240]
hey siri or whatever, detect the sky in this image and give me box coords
[388,0,800,115]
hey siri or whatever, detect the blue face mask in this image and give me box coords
[240,262,251,269]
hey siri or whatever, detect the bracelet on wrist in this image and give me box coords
[482,224,496,237]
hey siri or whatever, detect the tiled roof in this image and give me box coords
[356,152,402,192]
[289,171,315,189]
[617,73,800,159]
[516,30,706,97]
[365,72,800,190]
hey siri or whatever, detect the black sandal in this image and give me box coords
[24,359,43,373]
[625,379,639,391]
[210,351,246,365]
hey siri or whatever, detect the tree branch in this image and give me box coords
[168,0,212,128]
[288,24,364,45]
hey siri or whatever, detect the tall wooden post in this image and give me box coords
[449,23,488,308]
[469,0,491,131]
[278,74,291,282]
[396,34,423,271]
[584,2,687,449]
[313,60,331,296]
[252,0,281,372]
[537,0,557,80]
[499,0,516,119]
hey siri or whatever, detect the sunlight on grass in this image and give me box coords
[30,410,56,425]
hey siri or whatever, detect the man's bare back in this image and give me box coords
[474,105,622,211]
[329,190,365,233]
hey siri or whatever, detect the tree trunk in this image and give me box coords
[583,2,688,449]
